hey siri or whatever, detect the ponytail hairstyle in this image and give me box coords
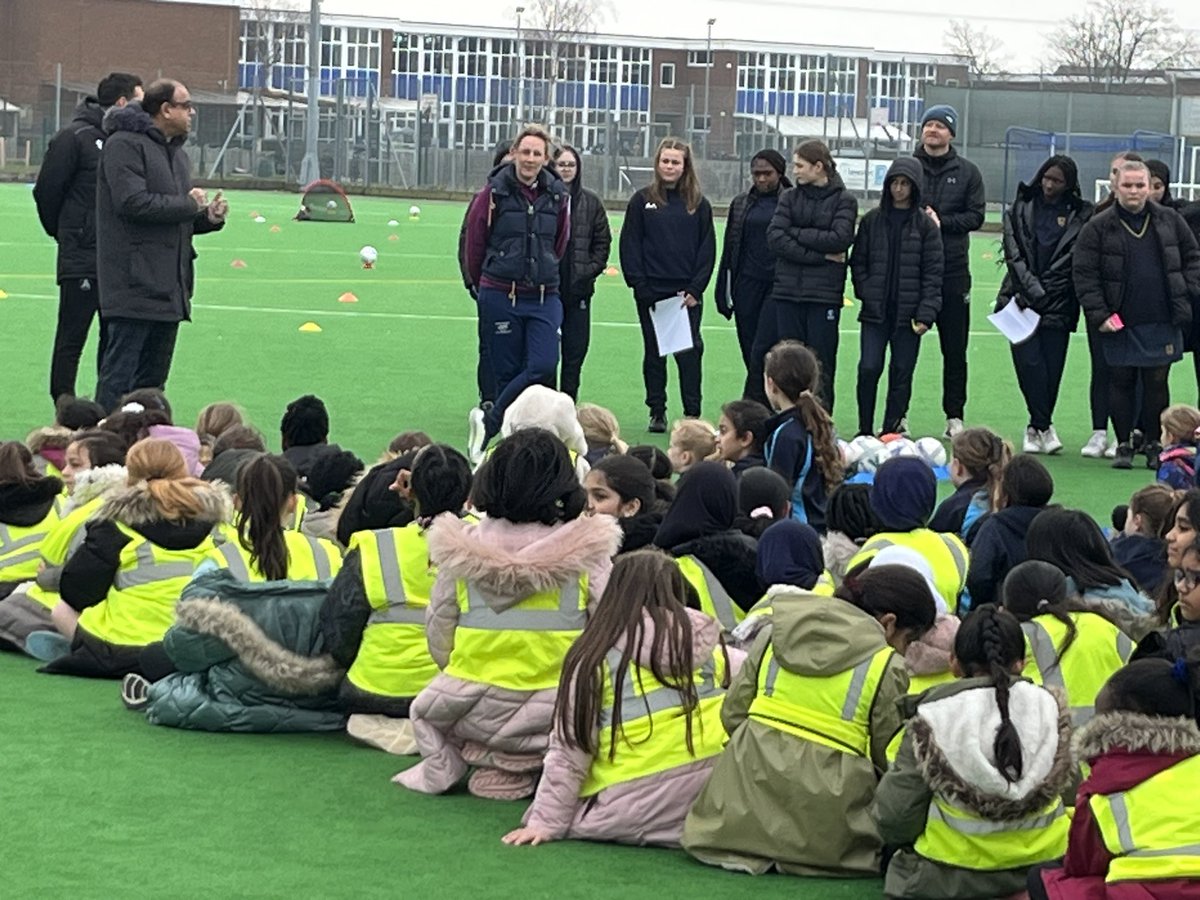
[1000,560,1079,665]
[471,428,586,525]
[627,444,677,507]
[951,427,1011,512]
[669,419,719,465]
[954,604,1027,784]
[194,402,244,444]
[409,444,472,523]
[647,138,702,213]
[0,441,45,487]
[793,139,837,177]
[1161,404,1200,446]
[1128,483,1176,538]
[234,454,296,582]
[100,406,172,449]
[124,438,210,523]
[835,563,937,641]
[763,340,842,490]
[118,388,172,420]
[555,549,726,758]
[1097,653,1200,722]
[577,404,628,457]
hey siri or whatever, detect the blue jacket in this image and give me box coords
[763,408,827,532]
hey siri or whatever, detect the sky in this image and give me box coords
[311,0,1200,71]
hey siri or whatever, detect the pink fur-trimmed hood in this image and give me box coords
[426,513,621,610]
[905,614,960,677]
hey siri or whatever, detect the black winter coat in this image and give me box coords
[996,169,1093,331]
[1073,202,1200,330]
[766,172,858,306]
[964,505,1044,608]
[33,99,107,283]
[96,103,223,323]
[668,530,762,613]
[850,157,944,326]
[559,165,612,304]
[912,145,986,281]
[714,185,785,314]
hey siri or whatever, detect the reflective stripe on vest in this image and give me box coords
[747,642,893,757]
[345,524,440,698]
[676,555,745,632]
[913,795,1069,871]
[24,499,101,608]
[1091,754,1200,882]
[0,500,64,581]
[211,531,338,582]
[580,646,729,796]
[444,575,588,691]
[850,530,968,613]
[1021,612,1133,728]
[284,493,309,532]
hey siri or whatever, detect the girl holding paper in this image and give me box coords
[619,139,716,434]
[995,155,1093,456]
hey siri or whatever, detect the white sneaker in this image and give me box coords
[1040,426,1063,455]
[467,407,486,467]
[1105,439,1118,459]
[1080,430,1107,458]
[1023,427,1042,454]
[944,418,964,439]
[346,713,418,755]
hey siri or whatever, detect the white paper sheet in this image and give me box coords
[649,297,695,356]
[987,300,1041,344]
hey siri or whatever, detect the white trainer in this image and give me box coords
[944,417,964,439]
[1023,427,1042,454]
[1080,430,1107,458]
[1105,439,1118,459]
[467,407,486,467]
[1040,426,1063,455]
[346,714,418,755]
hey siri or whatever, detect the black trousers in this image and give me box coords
[1086,325,1111,431]
[95,317,179,412]
[749,299,841,412]
[1010,325,1071,431]
[857,320,922,435]
[731,277,773,400]
[1110,364,1171,445]
[50,277,107,403]
[558,295,591,401]
[935,274,971,419]
[636,298,703,417]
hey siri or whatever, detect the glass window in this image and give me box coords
[687,50,712,67]
[660,62,675,88]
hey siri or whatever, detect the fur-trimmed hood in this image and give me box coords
[175,597,343,694]
[103,101,159,138]
[25,425,73,455]
[1073,710,1200,762]
[905,614,959,677]
[68,464,128,510]
[911,679,1073,821]
[427,513,621,611]
[97,478,230,527]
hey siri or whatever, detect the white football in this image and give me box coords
[885,437,920,460]
[847,435,884,471]
[359,245,378,264]
[325,199,338,210]
[858,443,892,475]
[409,205,421,217]
[914,436,948,468]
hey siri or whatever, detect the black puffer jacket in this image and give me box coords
[668,530,762,612]
[766,172,858,306]
[1073,201,1200,330]
[714,183,786,312]
[850,157,944,326]
[33,98,107,283]
[96,103,223,323]
[913,145,986,280]
[996,159,1093,331]
[559,153,612,304]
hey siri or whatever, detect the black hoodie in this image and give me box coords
[557,150,613,304]
[33,98,107,282]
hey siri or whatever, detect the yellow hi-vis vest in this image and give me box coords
[914,794,1069,871]
[25,496,102,609]
[345,524,441,698]
[1021,612,1133,728]
[849,529,969,613]
[444,574,589,691]
[1091,754,1200,883]
[209,529,342,582]
[676,555,745,633]
[283,493,310,532]
[907,669,957,696]
[77,523,218,647]
[580,645,729,796]
[747,642,894,757]
[0,496,66,582]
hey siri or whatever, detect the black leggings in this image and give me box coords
[1109,364,1170,445]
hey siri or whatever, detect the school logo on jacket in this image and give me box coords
[946,177,958,185]
[644,202,658,209]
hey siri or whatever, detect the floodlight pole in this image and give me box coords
[299,0,321,185]
[703,18,715,158]
[515,7,525,126]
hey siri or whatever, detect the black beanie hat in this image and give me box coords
[751,149,792,188]
[921,104,959,138]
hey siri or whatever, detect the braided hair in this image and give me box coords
[954,604,1027,784]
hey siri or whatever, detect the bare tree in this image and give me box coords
[523,0,611,135]
[1047,0,1197,83]
[240,0,307,168]
[944,19,1008,77]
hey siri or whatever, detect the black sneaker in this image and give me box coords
[1130,429,1145,453]
[1144,441,1163,470]
[1111,443,1135,470]
[648,414,667,434]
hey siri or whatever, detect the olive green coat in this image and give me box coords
[682,591,908,877]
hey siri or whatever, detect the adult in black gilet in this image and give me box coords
[996,155,1092,455]
[619,139,716,432]
[756,140,857,411]
[715,149,790,400]
[553,145,612,401]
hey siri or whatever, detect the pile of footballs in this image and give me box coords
[838,433,948,477]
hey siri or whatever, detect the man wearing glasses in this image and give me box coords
[95,79,228,411]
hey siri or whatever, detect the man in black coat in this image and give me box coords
[33,72,143,406]
[913,104,985,438]
[94,79,227,412]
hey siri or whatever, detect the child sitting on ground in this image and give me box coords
[822,482,876,588]
[1112,483,1173,595]
[577,403,627,465]
[194,402,244,467]
[0,442,65,605]
[583,455,663,554]
[930,426,1010,541]
[732,467,791,540]
[667,419,718,476]
[716,399,770,478]
[1156,403,1200,488]
[500,550,742,848]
